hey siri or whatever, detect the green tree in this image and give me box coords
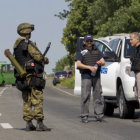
[61,0,93,66]
[89,0,133,36]
[53,55,70,72]
[97,0,140,36]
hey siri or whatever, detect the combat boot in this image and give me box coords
[26,120,36,131]
[81,116,88,123]
[36,120,51,131]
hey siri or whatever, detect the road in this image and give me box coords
[0,81,140,140]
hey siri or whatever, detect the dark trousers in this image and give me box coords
[81,76,104,118]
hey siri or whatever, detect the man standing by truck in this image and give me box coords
[130,32,140,109]
[76,35,105,123]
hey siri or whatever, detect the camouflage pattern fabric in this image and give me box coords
[22,88,44,121]
[44,57,49,64]
[28,41,49,64]
[22,71,44,121]
[17,23,34,35]
[13,37,26,49]
[28,41,44,62]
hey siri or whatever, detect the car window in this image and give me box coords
[124,39,136,58]
[55,71,67,75]
[116,40,122,58]
[55,72,60,76]
[1,65,7,73]
[7,64,14,73]
[60,71,67,75]
[109,39,120,53]
[109,40,114,48]
[94,40,111,53]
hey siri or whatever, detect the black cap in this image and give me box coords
[84,34,93,41]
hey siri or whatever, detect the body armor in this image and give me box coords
[14,39,32,68]
[81,46,101,74]
[14,39,44,74]
[82,48,99,66]
[14,39,45,90]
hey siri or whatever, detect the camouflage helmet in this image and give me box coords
[17,23,34,36]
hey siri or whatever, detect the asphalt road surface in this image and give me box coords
[0,81,140,140]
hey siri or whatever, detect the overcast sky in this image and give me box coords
[0,0,68,74]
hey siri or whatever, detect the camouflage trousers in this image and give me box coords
[22,88,44,121]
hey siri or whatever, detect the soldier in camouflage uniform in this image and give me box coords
[13,23,51,131]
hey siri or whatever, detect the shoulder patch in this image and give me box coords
[81,49,88,56]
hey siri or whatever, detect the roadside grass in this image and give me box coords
[46,76,53,80]
[60,76,75,89]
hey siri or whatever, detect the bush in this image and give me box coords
[60,76,75,89]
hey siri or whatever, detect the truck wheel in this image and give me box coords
[104,102,114,116]
[118,85,134,119]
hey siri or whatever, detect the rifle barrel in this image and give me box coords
[43,42,51,56]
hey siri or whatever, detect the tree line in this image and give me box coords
[53,0,140,72]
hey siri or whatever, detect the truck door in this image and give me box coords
[100,39,122,97]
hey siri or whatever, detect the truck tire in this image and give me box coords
[104,102,114,116]
[118,85,134,119]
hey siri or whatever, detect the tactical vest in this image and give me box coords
[82,47,100,66]
[80,46,101,74]
[14,39,32,68]
[131,45,140,72]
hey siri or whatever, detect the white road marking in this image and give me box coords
[53,86,76,97]
[0,88,13,129]
[0,87,7,96]
[0,123,13,129]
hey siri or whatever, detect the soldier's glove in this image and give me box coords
[44,57,49,64]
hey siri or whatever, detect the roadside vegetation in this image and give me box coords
[60,75,75,89]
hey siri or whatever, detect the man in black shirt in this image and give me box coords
[76,35,105,123]
[130,32,140,108]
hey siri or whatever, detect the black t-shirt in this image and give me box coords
[131,45,140,72]
[76,46,103,79]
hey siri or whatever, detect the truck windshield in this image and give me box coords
[124,39,136,58]
[1,64,14,73]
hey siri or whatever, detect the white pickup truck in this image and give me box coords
[74,34,139,119]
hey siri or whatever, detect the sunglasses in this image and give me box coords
[86,40,93,43]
